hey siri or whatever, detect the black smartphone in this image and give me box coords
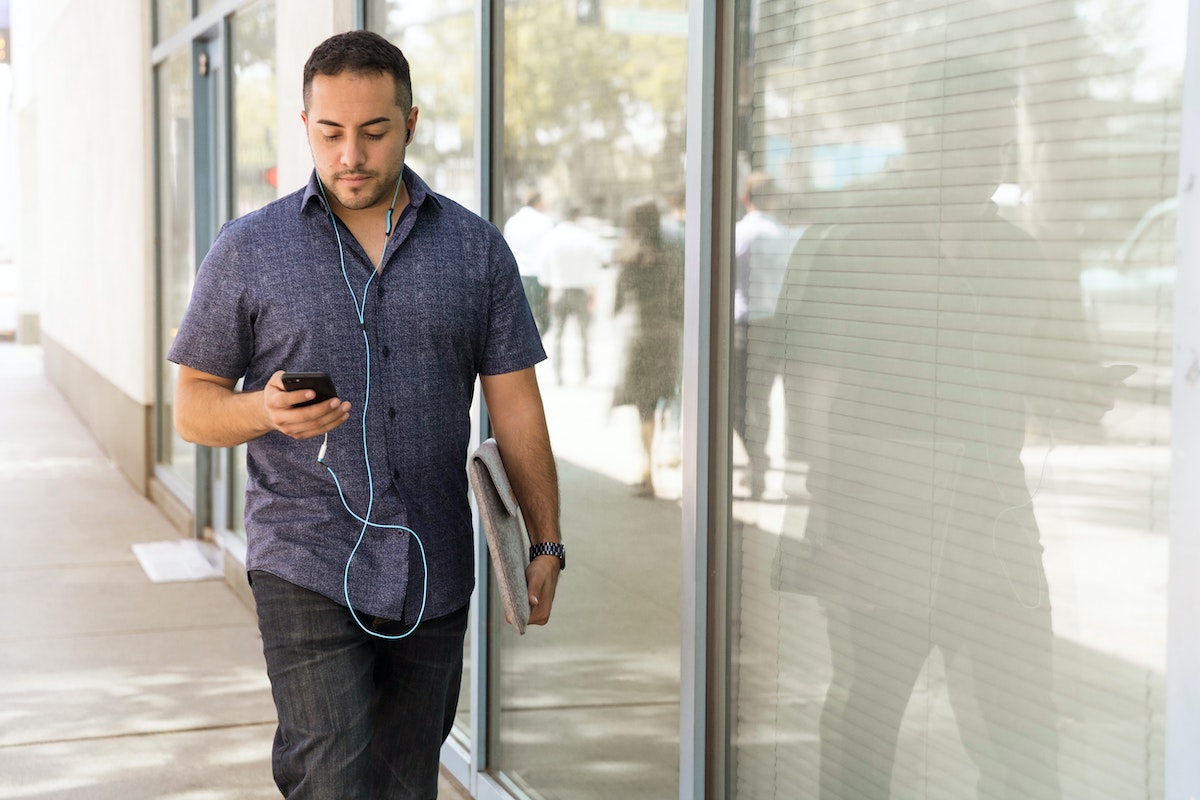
[282,372,338,407]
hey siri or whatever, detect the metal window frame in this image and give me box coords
[1167,0,1200,796]
[683,0,736,797]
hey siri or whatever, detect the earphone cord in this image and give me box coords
[315,172,428,640]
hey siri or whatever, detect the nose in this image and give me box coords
[338,132,367,169]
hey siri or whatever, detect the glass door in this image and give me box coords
[492,2,690,797]
[155,44,198,500]
[155,23,226,537]
[212,0,278,546]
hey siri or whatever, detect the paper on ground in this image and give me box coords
[133,539,224,582]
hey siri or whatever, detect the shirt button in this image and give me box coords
[388,407,397,419]
[392,468,400,481]
[382,346,391,358]
[377,286,386,297]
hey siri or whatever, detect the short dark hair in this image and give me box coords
[303,30,412,112]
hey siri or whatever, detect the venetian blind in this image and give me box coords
[731,1,1178,798]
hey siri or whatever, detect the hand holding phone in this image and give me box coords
[282,372,338,407]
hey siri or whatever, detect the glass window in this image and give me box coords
[230,0,278,219]
[370,0,479,212]
[368,0,481,747]
[156,48,196,488]
[495,1,689,797]
[226,0,277,537]
[725,1,1180,798]
[155,0,191,43]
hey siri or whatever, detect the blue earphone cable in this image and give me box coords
[314,172,427,640]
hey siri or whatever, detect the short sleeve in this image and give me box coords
[479,230,546,376]
[166,221,256,380]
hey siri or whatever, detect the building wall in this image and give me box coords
[10,0,354,493]
[13,0,155,490]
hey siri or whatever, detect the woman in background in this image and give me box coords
[611,198,684,497]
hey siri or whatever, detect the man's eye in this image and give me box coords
[364,132,385,141]
[322,133,341,142]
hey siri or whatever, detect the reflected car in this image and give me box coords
[1079,197,1178,392]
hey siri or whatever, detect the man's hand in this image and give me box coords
[526,554,561,626]
[262,370,351,440]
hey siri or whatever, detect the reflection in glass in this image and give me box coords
[231,0,277,220]
[729,1,1176,798]
[612,199,685,496]
[225,1,277,540]
[156,49,196,487]
[154,0,190,44]
[369,0,480,747]
[496,1,688,797]
[370,0,479,211]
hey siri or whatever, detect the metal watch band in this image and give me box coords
[529,541,566,571]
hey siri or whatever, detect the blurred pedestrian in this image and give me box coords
[539,205,607,384]
[612,198,684,497]
[504,190,554,333]
[733,171,787,497]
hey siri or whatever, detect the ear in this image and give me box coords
[405,106,419,145]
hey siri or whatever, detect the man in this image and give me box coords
[538,205,606,384]
[168,30,562,800]
[503,190,554,333]
[733,171,791,497]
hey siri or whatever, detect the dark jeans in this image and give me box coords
[249,571,468,800]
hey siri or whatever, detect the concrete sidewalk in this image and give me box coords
[0,345,469,799]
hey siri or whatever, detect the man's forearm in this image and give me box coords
[481,368,561,543]
[175,378,272,448]
[502,426,560,544]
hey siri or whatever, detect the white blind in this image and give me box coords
[731,1,1179,798]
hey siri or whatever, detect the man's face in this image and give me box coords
[302,70,417,215]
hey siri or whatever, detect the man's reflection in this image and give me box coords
[770,60,1123,799]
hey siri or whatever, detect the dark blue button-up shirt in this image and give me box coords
[168,169,545,622]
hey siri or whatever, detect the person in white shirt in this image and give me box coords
[734,172,788,497]
[539,206,607,384]
[503,191,555,332]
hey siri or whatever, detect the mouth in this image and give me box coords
[338,173,374,188]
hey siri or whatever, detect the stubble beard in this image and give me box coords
[330,165,404,213]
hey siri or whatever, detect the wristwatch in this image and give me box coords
[529,541,566,571]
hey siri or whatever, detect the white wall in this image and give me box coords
[14,0,153,402]
[11,0,361,404]
[0,63,16,337]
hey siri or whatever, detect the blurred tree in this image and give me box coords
[504,0,688,222]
